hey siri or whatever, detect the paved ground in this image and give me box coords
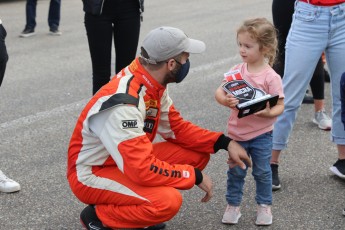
[0,0,344,229]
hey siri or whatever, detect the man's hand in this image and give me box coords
[227,140,251,169]
[197,172,213,202]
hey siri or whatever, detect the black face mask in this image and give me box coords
[173,59,190,83]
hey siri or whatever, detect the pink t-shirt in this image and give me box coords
[226,63,284,141]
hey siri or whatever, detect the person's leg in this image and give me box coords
[69,166,181,229]
[273,1,327,151]
[25,0,37,29]
[271,0,295,78]
[310,57,332,130]
[251,133,272,205]
[84,13,113,95]
[0,23,8,87]
[113,0,140,73]
[225,141,248,207]
[48,0,61,31]
[325,3,345,178]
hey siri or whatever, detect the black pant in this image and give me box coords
[84,0,141,95]
[0,23,8,87]
[272,0,325,100]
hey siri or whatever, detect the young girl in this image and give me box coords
[215,18,284,225]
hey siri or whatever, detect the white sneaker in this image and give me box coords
[313,110,332,130]
[256,204,272,226]
[0,170,21,193]
[222,204,241,224]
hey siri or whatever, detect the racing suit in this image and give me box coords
[67,58,227,228]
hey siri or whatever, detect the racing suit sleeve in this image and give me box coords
[89,104,197,190]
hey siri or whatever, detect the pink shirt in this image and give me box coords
[226,63,284,141]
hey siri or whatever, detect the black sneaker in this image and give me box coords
[80,205,112,230]
[19,28,35,38]
[49,28,62,36]
[80,205,166,230]
[343,208,345,216]
[271,164,281,191]
[329,159,345,179]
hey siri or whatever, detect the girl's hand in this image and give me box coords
[254,102,271,117]
[225,94,239,108]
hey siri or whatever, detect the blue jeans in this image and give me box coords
[25,0,61,30]
[226,132,272,206]
[273,1,345,150]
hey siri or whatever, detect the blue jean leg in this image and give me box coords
[48,0,61,30]
[272,1,345,150]
[226,132,272,205]
[25,0,37,29]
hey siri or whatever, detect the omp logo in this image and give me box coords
[150,164,182,178]
[122,120,138,129]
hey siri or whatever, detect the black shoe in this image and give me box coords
[271,164,281,191]
[80,205,112,230]
[49,28,62,36]
[343,209,345,216]
[142,223,166,230]
[302,94,314,104]
[329,159,345,179]
[19,28,36,38]
[80,205,166,230]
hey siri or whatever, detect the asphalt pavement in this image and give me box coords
[0,0,344,229]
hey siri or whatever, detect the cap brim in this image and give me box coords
[185,38,206,54]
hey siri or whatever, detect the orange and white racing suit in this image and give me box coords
[67,58,226,229]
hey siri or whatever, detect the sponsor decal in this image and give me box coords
[145,99,158,109]
[146,107,158,118]
[150,164,182,178]
[143,119,155,133]
[122,120,138,129]
[142,74,154,88]
[182,170,190,178]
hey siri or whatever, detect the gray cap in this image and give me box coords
[141,26,206,64]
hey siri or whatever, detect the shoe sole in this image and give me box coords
[312,119,331,130]
[49,32,62,36]
[0,185,21,193]
[272,184,281,191]
[222,213,241,224]
[255,220,273,226]
[19,33,36,38]
[329,166,345,179]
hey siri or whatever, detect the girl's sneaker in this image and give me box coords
[222,204,241,224]
[256,204,272,226]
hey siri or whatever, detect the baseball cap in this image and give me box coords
[141,26,206,64]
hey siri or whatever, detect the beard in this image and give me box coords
[162,65,180,85]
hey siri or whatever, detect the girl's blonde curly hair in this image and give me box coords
[237,18,278,67]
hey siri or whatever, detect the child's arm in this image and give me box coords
[254,98,284,118]
[215,85,239,109]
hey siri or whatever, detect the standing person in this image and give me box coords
[271,0,332,190]
[272,0,331,131]
[67,26,252,230]
[271,0,345,191]
[83,0,144,95]
[20,0,62,37]
[215,18,284,226]
[0,19,21,193]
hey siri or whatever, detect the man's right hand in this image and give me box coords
[227,140,251,169]
[197,172,213,202]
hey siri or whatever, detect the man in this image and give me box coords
[67,26,251,230]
